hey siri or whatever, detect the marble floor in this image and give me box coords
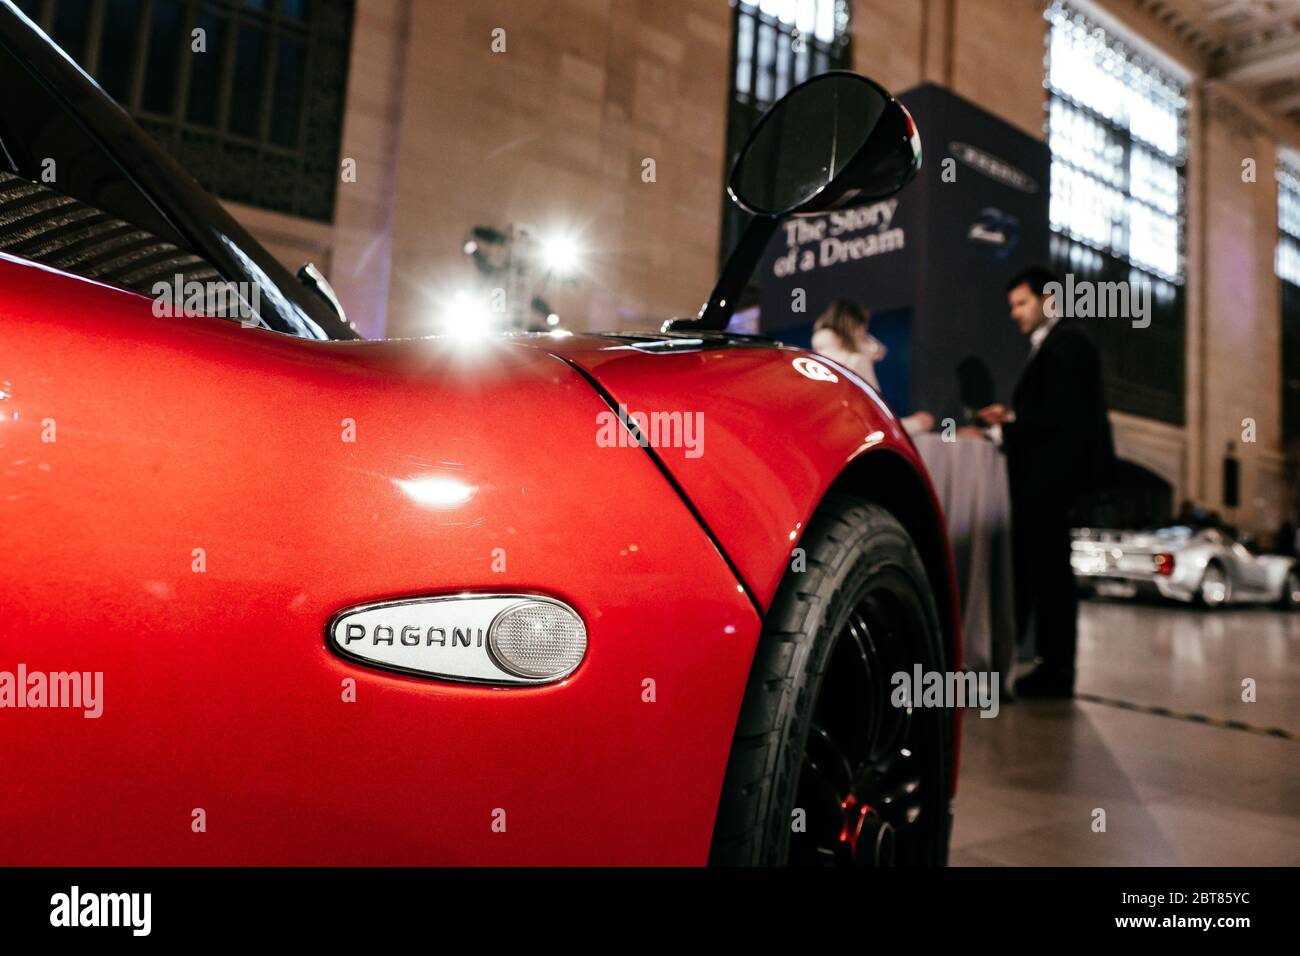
[949,598,1300,866]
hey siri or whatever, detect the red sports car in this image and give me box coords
[0,4,959,866]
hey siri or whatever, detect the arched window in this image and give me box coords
[1279,154,1300,287]
[1045,0,1188,424]
[1280,153,1300,448]
[721,0,851,262]
[12,0,353,223]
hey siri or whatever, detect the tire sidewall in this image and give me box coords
[755,499,952,865]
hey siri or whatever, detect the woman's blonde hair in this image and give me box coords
[813,299,870,351]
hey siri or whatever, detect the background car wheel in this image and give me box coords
[1198,562,1230,608]
[1281,569,1300,610]
[709,493,952,867]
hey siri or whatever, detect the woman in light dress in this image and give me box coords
[811,300,934,436]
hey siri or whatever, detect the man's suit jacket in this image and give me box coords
[1002,318,1116,502]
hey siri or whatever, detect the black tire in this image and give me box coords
[710,493,952,867]
[1280,568,1300,610]
[1197,561,1231,608]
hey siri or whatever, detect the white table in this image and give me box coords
[912,433,1016,687]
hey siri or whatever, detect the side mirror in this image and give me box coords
[730,71,921,218]
[667,71,921,332]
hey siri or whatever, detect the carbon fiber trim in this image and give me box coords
[0,169,240,317]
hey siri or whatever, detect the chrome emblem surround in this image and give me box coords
[326,593,586,686]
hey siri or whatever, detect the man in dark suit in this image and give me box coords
[978,267,1115,699]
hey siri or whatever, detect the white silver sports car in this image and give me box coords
[1071,526,1300,609]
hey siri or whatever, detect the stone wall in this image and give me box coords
[232,0,1299,532]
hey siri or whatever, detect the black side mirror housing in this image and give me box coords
[668,71,921,333]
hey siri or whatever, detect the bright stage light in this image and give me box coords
[438,290,496,339]
[539,232,583,276]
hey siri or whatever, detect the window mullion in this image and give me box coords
[83,0,106,76]
[214,6,240,136]
[173,0,198,126]
[127,0,153,114]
